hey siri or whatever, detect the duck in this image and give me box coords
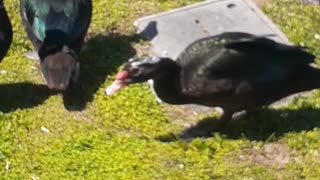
[20,0,92,90]
[0,0,13,62]
[106,32,320,124]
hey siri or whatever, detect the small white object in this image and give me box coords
[5,160,10,171]
[0,70,7,75]
[177,164,184,169]
[31,176,40,180]
[315,34,320,40]
[24,51,40,60]
[41,126,50,133]
[239,155,245,160]
[163,50,168,56]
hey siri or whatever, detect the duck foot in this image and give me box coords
[24,51,40,61]
[215,111,233,130]
[231,108,259,122]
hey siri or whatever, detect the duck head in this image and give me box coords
[106,56,176,96]
[39,42,79,91]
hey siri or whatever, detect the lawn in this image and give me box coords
[0,0,320,179]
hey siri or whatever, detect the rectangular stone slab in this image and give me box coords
[134,0,290,59]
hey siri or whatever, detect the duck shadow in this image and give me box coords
[0,34,140,113]
[0,21,159,113]
[0,82,54,113]
[62,21,159,111]
[61,33,140,111]
[138,21,158,40]
[158,107,320,142]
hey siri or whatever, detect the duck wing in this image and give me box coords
[178,32,315,97]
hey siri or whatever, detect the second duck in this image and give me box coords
[20,0,92,90]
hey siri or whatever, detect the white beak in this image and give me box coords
[105,80,128,96]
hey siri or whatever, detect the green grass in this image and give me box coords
[0,0,320,179]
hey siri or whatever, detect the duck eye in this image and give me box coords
[129,68,141,76]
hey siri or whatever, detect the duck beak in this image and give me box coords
[105,80,128,96]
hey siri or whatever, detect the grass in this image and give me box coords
[0,0,320,179]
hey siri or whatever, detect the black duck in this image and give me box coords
[106,32,319,124]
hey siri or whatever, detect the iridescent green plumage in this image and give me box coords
[21,0,90,44]
[20,0,92,90]
[25,0,78,41]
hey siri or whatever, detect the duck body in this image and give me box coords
[106,32,319,122]
[0,0,13,62]
[20,0,92,90]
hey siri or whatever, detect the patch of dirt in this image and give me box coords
[242,143,291,168]
[162,104,216,128]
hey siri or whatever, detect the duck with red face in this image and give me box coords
[106,32,319,125]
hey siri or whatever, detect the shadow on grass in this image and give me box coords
[158,107,320,142]
[62,33,140,111]
[62,21,159,111]
[0,20,159,112]
[0,34,140,113]
[0,82,54,113]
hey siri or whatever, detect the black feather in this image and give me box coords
[0,2,13,62]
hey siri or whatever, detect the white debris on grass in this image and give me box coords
[41,126,50,133]
[31,176,40,180]
[5,160,10,171]
[0,70,7,75]
[177,164,184,169]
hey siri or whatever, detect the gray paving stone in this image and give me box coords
[302,0,320,5]
[134,0,290,60]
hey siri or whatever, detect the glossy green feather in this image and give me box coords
[23,0,81,41]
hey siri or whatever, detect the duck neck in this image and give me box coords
[151,58,187,104]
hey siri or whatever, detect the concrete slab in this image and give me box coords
[134,0,290,60]
[302,0,320,5]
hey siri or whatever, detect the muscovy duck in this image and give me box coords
[0,0,13,62]
[20,0,92,90]
[106,32,319,124]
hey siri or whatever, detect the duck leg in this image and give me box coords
[216,110,233,128]
[231,108,257,121]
